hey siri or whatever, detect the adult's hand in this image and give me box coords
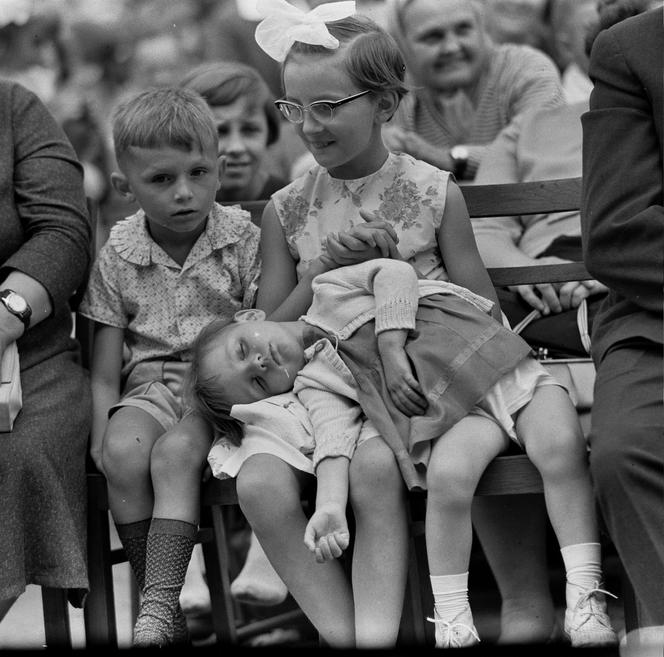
[511,279,608,314]
[383,125,454,170]
[0,310,24,358]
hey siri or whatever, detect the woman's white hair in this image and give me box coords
[385,0,488,85]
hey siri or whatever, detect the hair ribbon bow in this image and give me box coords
[0,0,32,27]
[255,0,356,62]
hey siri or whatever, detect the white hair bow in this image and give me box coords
[0,0,32,28]
[255,0,356,62]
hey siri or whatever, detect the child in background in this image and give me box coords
[190,257,618,649]
[79,86,260,648]
[179,60,287,203]
[178,58,290,616]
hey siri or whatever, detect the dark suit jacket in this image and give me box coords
[581,8,663,363]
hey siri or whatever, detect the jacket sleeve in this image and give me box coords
[310,259,420,335]
[1,85,90,310]
[581,27,663,314]
[293,355,362,471]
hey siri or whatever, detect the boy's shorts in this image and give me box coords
[109,361,191,432]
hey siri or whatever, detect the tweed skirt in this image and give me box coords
[0,347,91,603]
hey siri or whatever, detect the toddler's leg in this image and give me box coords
[348,437,408,649]
[237,454,355,648]
[517,386,617,647]
[426,415,508,648]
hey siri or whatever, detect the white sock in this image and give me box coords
[430,572,470,621]
[560,542,603,609]
[230,531,288,606]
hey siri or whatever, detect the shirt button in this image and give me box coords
[314,342,324,352]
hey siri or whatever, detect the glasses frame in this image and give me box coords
[274,89,372,124]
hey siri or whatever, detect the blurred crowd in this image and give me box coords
[0,0,593,235]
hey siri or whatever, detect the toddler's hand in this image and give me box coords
[381,348,428,416]
[304,504,350,563]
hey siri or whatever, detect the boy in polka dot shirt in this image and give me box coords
[79,86,260,647]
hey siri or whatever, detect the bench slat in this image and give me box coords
[488,262,591,287]
[462,177,582,217]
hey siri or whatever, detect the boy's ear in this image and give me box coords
[233,309,266,323]
[110,171,135,201]
[375,90,400,125]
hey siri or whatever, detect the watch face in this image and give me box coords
[451,146,469,161]
[6,292,27,313]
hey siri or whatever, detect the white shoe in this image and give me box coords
[427,607,480,648]
[564,581,618,647]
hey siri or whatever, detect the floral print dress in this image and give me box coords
[271,152,453,282]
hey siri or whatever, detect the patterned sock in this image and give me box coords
[115,518,151,590]
[132,518,198,647]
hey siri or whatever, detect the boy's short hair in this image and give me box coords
[285,15,409,101]
[179,61,281,146]
[112,86,218,162]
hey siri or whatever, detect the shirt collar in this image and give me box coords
[109,202,253,267]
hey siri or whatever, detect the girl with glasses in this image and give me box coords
[234,1,501,648]
[229,2,496,648]
[214,0,613,649]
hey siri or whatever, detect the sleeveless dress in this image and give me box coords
[271,151,453,282]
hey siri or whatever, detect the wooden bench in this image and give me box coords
[81,177,636,647]
[202,176,606,646]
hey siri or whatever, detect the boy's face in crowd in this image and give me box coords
[403,0,489,93]
[211,97,270,197]
[114,142,222,234]
[202,320,306,407]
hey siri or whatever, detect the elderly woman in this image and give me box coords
[384,0,564,181]
[0,79,91,623]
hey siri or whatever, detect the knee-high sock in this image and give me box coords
[132,518,198,647]
[115,518,151,590]
[116,518,189,642]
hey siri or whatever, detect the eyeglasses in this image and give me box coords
[274,90,372,124]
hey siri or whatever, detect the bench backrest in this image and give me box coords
[227,176,588,289]
[463,177,588,287]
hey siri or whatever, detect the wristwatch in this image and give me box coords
[450,145,470,180]
[0,289,32,329]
